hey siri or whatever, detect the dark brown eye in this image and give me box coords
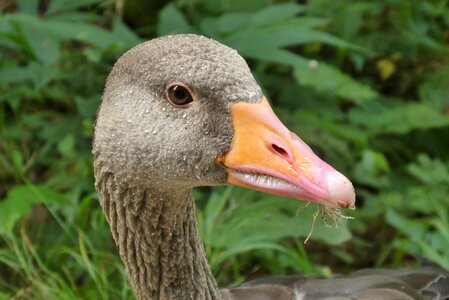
[165,83,194,107]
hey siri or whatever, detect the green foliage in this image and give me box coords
[196,187,351,284]
[1,0,448,298]
[384,155,449,269]
[0,184,66,235]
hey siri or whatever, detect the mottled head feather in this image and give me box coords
[93,34,261,188]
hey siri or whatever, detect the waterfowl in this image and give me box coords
[92,34,449,300]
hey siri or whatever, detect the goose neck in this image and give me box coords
[97,173,219,300]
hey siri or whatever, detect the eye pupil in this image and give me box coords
[173,86,187,100]
[166,84,193,106]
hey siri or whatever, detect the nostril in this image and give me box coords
[271,144,291,161]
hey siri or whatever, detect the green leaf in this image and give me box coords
[0,62,59,88]
[239,47,308,66]
[57,134,75,154]
[349,101,449,135]
[0,292,11,299]
[0,185,67,235]
[45,11,96,22]
[10,149,24,171]
[42,20,118,49]
[45,0,103,16]
[386,209,449,270]
[157,4,195,36]
[17,0,39,15]
[281,17,331,29]
[203,187,233,245]
[7,14,133,52]
[354,150,390,188]
[407,154,449,185]
[294,62,378,103]
[74,95,101,119]
[14,15,60,65]
[111,19,142,49]
[214,243,287,266]
[419,66,449,111]
[386,209,427,242]
[184,0,268,13]
[250,3,304,26]
[0,65,36,85]
[224,26,353,53]
[199,13,250,37]
[291,110,368,147]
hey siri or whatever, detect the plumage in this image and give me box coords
[93,34,448,300]
[223,266,449,299]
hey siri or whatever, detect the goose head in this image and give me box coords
[93,34,355,208]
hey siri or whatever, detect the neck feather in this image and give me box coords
[96,172,220,300]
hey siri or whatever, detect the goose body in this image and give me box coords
[92,34,448,300]
[222,266,449,299]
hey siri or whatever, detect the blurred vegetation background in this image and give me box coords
[1,0,449,299]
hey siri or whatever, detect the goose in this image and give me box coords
[92,34,449,300]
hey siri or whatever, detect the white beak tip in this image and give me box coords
[327,171,356,209]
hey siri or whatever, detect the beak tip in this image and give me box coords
[327,171,356,209]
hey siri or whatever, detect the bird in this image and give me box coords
[92,34,449,300]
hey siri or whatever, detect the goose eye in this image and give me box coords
[166,83,194,107]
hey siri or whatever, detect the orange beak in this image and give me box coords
[217,97,355,209]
